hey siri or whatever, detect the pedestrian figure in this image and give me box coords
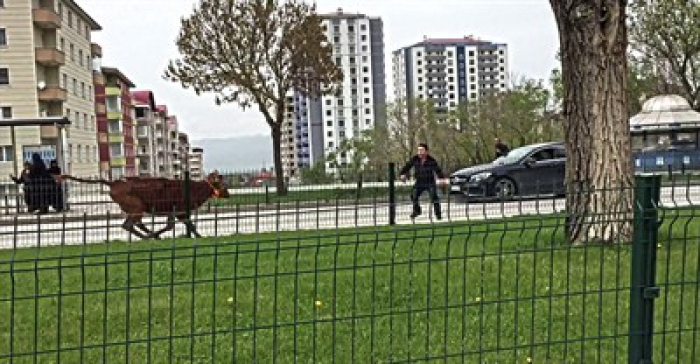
[27,153,51,214]
[495,138,510,159]
[10,162,33,212]
[48,159,65,212]
[399,143,446,220]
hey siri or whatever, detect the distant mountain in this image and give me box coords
[192,134,273,172]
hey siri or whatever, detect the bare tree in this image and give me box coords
[550,0,634,244]
[164,0,343,195]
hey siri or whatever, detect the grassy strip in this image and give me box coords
[0,211,698,363]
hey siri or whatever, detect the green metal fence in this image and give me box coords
[0,175,698,363]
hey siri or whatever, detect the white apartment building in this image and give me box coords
[393,37,509,120]
[189,146,203,180]
[281,8,386,177]
[0,0,101,176]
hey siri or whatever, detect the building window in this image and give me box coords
[0,0,5,7]
[81,82,85,99]
[72,78,77,95]
[70,44,74,61]
[0,68,8,85]
[1,106,11,119]
[60,37,65,51]
[57,2,62,15]
[78,50,83,66]
[0,146,13,162]
[83,113,88,129]
[68,11,73,28]
[85,25,89,40]
[62,73,67,88]
[74,111,79,126]
[0,29,6,47]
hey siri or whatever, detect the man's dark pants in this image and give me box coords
[411,183,442,219]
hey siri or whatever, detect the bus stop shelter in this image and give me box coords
[0,117,71,212]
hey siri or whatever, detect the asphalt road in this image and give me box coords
[1,184,698,249]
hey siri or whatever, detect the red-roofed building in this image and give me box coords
[93,66,137,179]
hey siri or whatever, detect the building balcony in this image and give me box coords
[479,62,499,69]
[107,111,121,120]
[109,134,124,143]
[479,79,499,86]
[35,48,65,67]
[32,8,61,29]
[111,157,126,167]
[425,54,446,61]
[426,71,447,78]
[426,80,447,87]
[91,43,103,58]
[106,87,121,96]
[425,63,446,70]
[37,86,67,102]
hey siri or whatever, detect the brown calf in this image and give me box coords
[59,172,230,239]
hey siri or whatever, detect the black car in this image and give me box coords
[450,142,566,199]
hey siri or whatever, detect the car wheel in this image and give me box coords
[493,177,518,199]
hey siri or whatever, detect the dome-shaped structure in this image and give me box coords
[631,95,700,130]
[630,95,700,173]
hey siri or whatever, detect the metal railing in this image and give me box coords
[0,171,697,363]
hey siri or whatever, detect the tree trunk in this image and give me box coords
[551,0,634,244]
[271,125,287,196]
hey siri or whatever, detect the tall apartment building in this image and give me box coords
[173,131,189,179]
[189,146,204,180]
[281,8,386,177]
[392,37,509,120]
[152,105,171,177]
[0,0,101,176]
[94,66,137,179]
[132,90,157,177]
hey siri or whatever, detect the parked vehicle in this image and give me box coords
[449,142,566,199]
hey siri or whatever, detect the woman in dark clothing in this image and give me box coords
[48,159,64,212]
[10,162,34,212]
[27,153,51,213]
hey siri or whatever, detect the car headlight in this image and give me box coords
[469,172,492,183]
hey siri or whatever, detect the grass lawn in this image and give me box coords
[0,211,698,363]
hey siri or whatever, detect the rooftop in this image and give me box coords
[132,90,157,109]
[404,36,506,49]
[63,0,102,30]
[630,94,700,130]
[102,67,136,88]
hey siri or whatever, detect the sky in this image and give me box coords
[78,0,560,141]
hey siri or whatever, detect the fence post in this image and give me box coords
[184,170,192,238]
[628,174,662,364]
[356,172,363,201]
[388,162,396,225]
